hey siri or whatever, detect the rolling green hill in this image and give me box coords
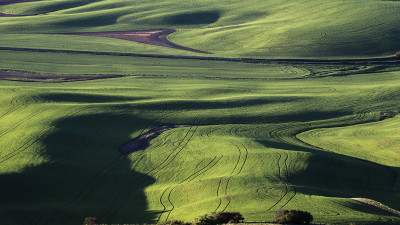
[1,0,400,58]
[1,0,400,225]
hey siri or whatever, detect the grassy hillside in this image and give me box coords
[0,51,400,224]
[1,0,400,225]
[1,0,400,58]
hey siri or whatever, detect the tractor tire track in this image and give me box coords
[0,93,31,122]
[148,125,199,176]
[0,105,51,139]
[100,118,202,223]
[267,153,288,211]
[221,142,248,212]
[0,106,94,224]
[163,156,223,221]
[214,141,242,212]
[279,152,297,209]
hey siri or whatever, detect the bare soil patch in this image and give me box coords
[119,125,193,155]
[64,29,211,54]
[0,70,123,82]
[352,198,400,217]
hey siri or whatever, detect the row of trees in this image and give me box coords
[85,209,313,225]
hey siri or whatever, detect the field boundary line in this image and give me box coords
[1,47,400,64]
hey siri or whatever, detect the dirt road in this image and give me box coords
[65,29,211,54]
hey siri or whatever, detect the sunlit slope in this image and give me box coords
[298,115,400,167]
[1,0,400,58]
[0,54,400,224]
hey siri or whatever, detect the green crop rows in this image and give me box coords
[1,0,400,225]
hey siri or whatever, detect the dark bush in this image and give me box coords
[83,217,99,225]
[157,220,192,225]
[273,209,313,224]
[195,211,244,225]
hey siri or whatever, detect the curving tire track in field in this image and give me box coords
[162,156,223,221]
[222,144,249,211]
[0,105,51,139]
[279,152,297,209]
[0,93,33,124]
[0,106,95,225]
[149,125,200,177]
[100,119,202,223]
[158,187,171,219]
[267,153,288,211]
[214,140,242,212]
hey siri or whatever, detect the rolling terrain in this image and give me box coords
[1,0,400,225]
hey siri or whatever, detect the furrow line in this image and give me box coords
[267,153,288,211]
[164,156,223,221]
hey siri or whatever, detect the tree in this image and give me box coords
[84,217,99,225]
[273,209,313,224]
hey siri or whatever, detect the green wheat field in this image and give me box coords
[1,0,400,225]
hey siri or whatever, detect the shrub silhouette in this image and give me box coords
[195,211,244,225]
[273,209,313,224]
[157,220,192,225]
[83,217,99,225]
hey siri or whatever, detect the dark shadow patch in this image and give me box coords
[134,96,310,111]
[37,93,146,103]
[164,11,220,25]
[25,0,102,15]
[0,112,159,224]
[53,14,119,27]
[0,0,44,6]
[0,70,123,82]
[119,125,182,154]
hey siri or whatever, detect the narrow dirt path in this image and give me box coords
[64,29,212,54]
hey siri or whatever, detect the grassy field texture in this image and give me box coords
[0,51,400,224]
[1,0,400,224]
[1,0,400,58]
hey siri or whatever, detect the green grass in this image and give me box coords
[0,51,400,224]
[298,115,400,167]
[1,0,400,58]
[1,0,400,224]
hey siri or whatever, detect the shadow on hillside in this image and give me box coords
[256,134,400,215]
[0,112,160,225]
[164,11,221,25]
